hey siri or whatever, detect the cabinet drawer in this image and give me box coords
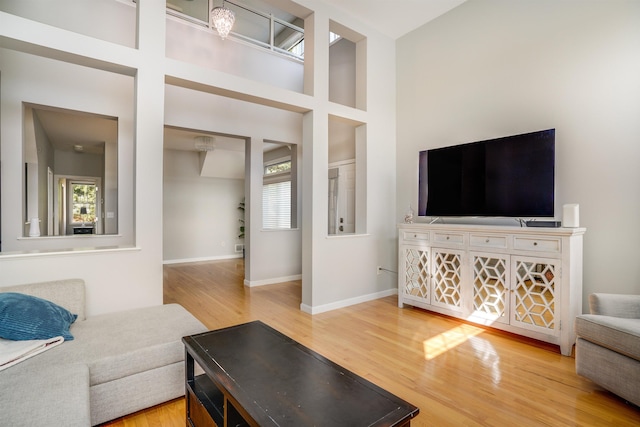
[513,236,561,253]
[433,232,465,246]
[402,231,430,242]
[470,234,508,249]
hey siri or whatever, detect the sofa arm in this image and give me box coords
[589,293,640,318]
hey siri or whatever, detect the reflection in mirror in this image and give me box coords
[263,141,297,229]
[23,104,118,237]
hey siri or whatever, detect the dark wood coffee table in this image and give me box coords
[183,321,419,427]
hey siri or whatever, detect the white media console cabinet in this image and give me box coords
[397,223,585,356]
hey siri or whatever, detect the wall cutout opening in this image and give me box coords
[23,104,118,238]
[329,20,367,111]
[329,117,363,235]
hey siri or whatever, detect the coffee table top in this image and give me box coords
[183,320,419,427]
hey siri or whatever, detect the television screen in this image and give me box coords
[418,129,555,218]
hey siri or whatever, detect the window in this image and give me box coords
[265,160,291,175]
[71,182,97,224]
[263,159,291,229]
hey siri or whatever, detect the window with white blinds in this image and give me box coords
[263,155,292,229]
[262,180,291,229]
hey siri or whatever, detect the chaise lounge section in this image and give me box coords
[0,279,208,426]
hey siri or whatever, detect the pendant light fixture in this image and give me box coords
[211,1,235,40]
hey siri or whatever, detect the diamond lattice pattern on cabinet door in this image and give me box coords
[404,248,429,299]
[473,256,508,318]
[433,251,462,307]
[514,261,556,329]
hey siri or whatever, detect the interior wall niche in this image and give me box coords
[23,105,118,238]
[329,36,356,107]
[329,20,367,111]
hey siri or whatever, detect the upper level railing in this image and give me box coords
[165,0,304,60]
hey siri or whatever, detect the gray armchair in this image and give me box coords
[575,293,640,406]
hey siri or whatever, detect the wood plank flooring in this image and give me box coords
[103,259,640,426]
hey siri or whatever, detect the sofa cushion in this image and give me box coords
[0,363,91,427]
[0,293,77,341]
[3,303,207,386]
[0,279,86,321]
[575,314,640,361]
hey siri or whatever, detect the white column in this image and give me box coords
[134,1,166,299]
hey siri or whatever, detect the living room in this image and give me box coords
[0,0,639,424]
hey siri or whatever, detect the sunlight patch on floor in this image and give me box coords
[423,323,484,360]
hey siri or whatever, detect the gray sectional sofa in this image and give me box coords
[0,279,208,426]
[575,293,640,407]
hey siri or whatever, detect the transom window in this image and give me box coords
[265,159,291,175]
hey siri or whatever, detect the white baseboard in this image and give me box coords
[300,288,398,315]
[163,254,243,265]
[244,274,302,287]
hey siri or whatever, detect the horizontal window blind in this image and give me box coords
[263,180,291,229]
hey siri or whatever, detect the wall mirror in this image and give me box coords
[23,104,118,237]
[263,141,298,230]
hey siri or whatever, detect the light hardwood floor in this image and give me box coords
[104,259,640,426]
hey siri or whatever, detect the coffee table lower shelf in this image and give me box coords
[187,374,248,427]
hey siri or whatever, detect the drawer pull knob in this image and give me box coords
[534,242,538,246]
[414,234,417,238]
[446,236,450,240]
[486,239,490,243]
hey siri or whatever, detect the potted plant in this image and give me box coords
[238,198,245,239]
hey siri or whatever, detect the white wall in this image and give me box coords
[397,0,640,309]
[166,17,305,93]
[32,113,53,235]
[0,0,136,47]
[329,38,356,107]
[328,118,356,163]
[200,150,245,180]
[163,149,244,262]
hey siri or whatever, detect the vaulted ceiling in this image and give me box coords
[316,0,467,39]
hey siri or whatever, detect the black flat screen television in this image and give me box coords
[418,129,555,218]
